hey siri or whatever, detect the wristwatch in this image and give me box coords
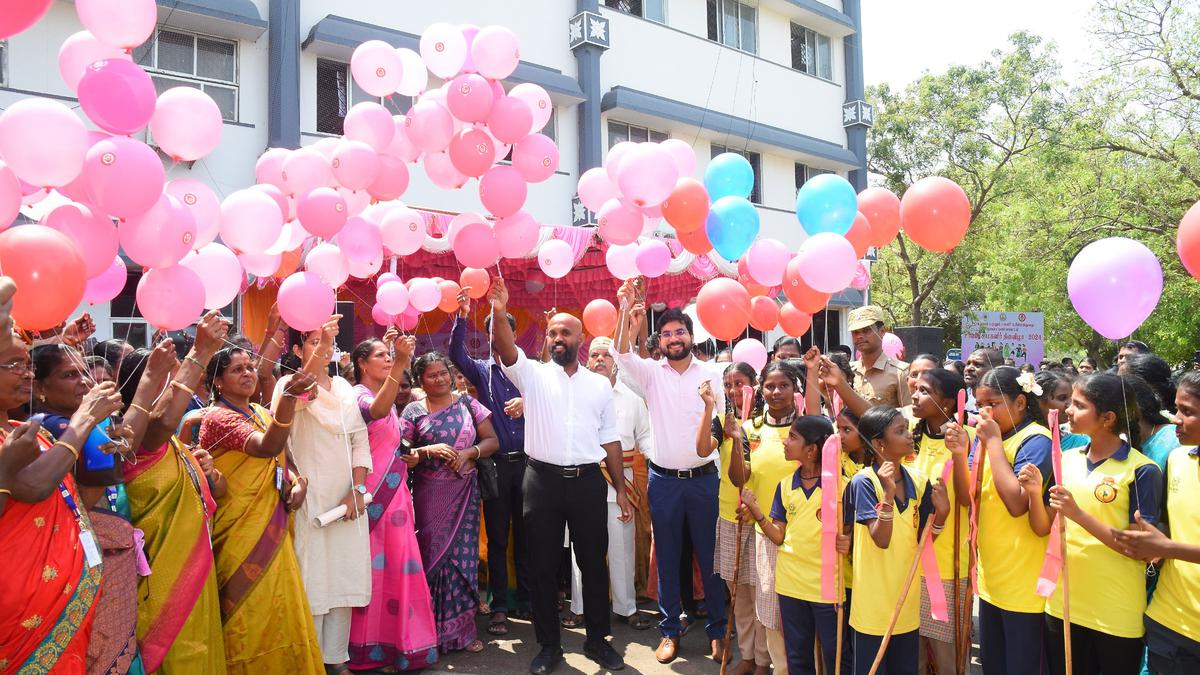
[353,484,367,496]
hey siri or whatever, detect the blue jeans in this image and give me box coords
[648,468,727,640]
[779,594,850,674]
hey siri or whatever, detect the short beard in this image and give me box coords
[551,345,578,367]
[665,346,691,362]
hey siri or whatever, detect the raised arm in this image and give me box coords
[242,371,314,459]
[803,347,824,415]
[696,381,719,458]
[448,291,487,385]
[367,330,412,421]
[147,312,229,451]
[818,356,872,417]
[302,316,341,378]
[488,279,519,367]
[254,303,286,404]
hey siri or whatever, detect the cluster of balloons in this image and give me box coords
[0,0,230,330]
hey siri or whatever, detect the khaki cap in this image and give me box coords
[847,305,886,332]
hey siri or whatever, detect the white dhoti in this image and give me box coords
[571,467,637,617]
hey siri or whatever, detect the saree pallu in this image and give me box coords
[200,405,323,675]
[123,438,226,674]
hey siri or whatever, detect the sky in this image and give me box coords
[860,0,1098,90]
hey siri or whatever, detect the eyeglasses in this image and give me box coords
[0,362,31,375]
[660,329,689,339]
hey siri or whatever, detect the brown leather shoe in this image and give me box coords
[655,637,679,664]
[710,638,727,662]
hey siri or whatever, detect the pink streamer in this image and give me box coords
[919,460,952,621]
[132,527,152,577]
[957,389,967,426]
[819,434,842,602]
[740,385,754,423]
[795,392,806,416]
[1036,410,1065,597]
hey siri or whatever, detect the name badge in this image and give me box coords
[79,530,102,568]
[276,466,284,491]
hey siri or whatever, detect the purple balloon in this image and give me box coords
[77,59,157,135]
[1067,237,1163,340]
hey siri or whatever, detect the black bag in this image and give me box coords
[460,395,500,501]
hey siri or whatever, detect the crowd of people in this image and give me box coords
[1,273,1199,675]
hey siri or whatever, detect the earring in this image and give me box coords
[37,395,45,403]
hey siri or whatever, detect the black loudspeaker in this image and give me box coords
[334,301,356,355]
[892,326,945,363]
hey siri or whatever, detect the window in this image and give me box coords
[316,59,410,135]
[607,120,669,149]
[111,268,237,348]
[132,30,239,121]
[799,310,842,353]
[604,0,665,23]
[794,163,834,190]
[712,143,761,203]
[706,0,756,53]
[790,23,833,80]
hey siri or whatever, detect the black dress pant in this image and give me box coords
[482,453,530,614]
[523,461,610,647]
[1045,615,1142,675]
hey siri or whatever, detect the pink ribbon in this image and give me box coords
[132,527,152,577]
[819,434,842,602]
[1036,410,1065,597]
[919,460,951,621]
[831,391,843,419]
[795,392,806,416]
[957,390,967,426]
[740,385,754,423]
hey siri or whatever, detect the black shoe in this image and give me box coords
[529,645,564,675]
[583,640,626,671]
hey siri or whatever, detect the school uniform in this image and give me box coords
[1145,446,1200,674]
[1044,442,1162,675]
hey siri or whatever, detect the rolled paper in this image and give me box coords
[831,391,843,419]
[313,492,374,528]
[1036,409,1065,597]
[820,434,842,601]
[795,392,806,416]
[957,389,967,426]
[740,384,754,423]
[919,459,953,620]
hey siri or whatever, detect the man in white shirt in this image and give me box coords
[488,279,632,675]
[614,280,728,665]
[565,337,655,632]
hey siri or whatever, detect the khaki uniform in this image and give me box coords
[850,351,910,407]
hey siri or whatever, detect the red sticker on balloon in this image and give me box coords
[183,193,197,206]
[435,42,445,52]
[375,67,386,77]
[101,152,115,166]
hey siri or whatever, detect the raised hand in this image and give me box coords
[931,477,950,518]
[456,288,471,318]
[146,338,179,377]
[62,313,96,348]
[77,381,125,423]
[283,371,316,397]
[943,422,969,458]
[698,381,715,407]
[194,310,229,356]
[488,278,509,309]
[394,335,415,363]
[803,346,822,370]
[877,460,898,500]
[381,326,400,346]
[975,407,1001,444]
[1016,463,1043,495]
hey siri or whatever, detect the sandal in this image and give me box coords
[487,613,509,636]
[620,612,655,630]
[464,639,485,654]
[560,612,584,629]
[477,600,492,616]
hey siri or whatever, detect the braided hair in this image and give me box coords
[750,360,802,428]
[912,368,966,455]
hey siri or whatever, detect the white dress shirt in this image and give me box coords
[610,380,653,501]
[501,349,619,465]
[615,351,725,470]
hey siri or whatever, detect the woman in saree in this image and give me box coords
[403,352,499,655]
[199,346,324,674]
[347,330,439,672]
[0,337,126,674]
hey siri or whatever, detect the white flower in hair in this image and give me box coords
[1016,372,1043,396]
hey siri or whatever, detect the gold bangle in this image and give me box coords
[184,354,206,369]
[54,440,80,461]
[170,381,195,396]
[272,418,292,429]
[0,488,12,497]
[129,403,150,415]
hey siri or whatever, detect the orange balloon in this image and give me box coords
[749,296,779,331]
[696,277,750,341]
[737,258,773,297]
[437,279,461,313]
[582,298,618,337]
[662,177,710,233]
[274,248,303,279]
[460,267,491,299]
[782,258,832,313]
[858,186,901,248]
[900,177,970,253]
[844,212,873,258]
[0,226,85,330]
[778,303,813,337]
[678,226,713,255]
[1177,200,1200,279]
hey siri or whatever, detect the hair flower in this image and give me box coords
[1017,371,1043,396]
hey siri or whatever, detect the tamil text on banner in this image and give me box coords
[960,311,1044,367]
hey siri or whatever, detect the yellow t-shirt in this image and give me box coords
[743,419,796,535]
[774,470,834,602]
[849,464,930,636]
[841,453,862,589]
[976,422,1053,613]
[1046,445,1159,638]
[717,430,741,523]
[1147,447,1200,641]
[905,420,974,579]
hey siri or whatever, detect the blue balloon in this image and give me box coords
[706,196,760,261]
[795,173,858,235]
[704,152,755,201]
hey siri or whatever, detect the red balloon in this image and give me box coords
[782,257,832,313]
[0,0,53,39]
[662,177,710,234]
[844,212,873,258]
[900,177,971,253]
[583,298,618,338]
[696,277,750,341]
[1178,200,1200,279]
[678,226,713,255]
[749,296,779,331]
[460,267,491,299]
[437,280,462,314]
[0,226,86,330]
[858,186,901,248]
[778,303,813,337]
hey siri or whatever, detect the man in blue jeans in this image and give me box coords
[614,279,728,664]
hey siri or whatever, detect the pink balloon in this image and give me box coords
[635,239,671,278]
[78,59,156,135]
[344,102,395,152]
[405,100,455,154]
[487,96,534,145]
[882,332,905,360]
[454,222,500,269]
[331,140,380,191]
[365,154,410,202]
[617,143,678,207]
[605,141,636,185]
[380,206,427,255]
[282,147,332,197]
[179,243,243,309]
[495,211,540,259]
[606,243,640,281]
[419,23,468,79]
[377,272,400,287]
[459,25,480,74]
[0,0,52,39]
[397,306,420,330]
[339,187,370,218]
[538,239,574,279]
[386,116,421,162]
[471,26,520,80]
[0,162,19,231]
[44,203,117,277]
[237,251,281,277]
[267,220,307,255]
[376,280,410,315]
[660,138,697,177]
[255,148,290,188]
[56,131,105,204]
[250,183,289,222]
[348,252,383,279]
[745,238,790,287]
[119,193,196,268]
[577,167,618,212]
[277,271,336,331]
[296,187,348,239]
[446,73,495,123]
[165,178,220,249]
[83,255,127,304]
[58,30,130,91]
[136,265,205,331]
[312,137,339,158]
[0,98,89,188]
[1068,237,1163,340]
[395,48,428,97]
[597,198,643,246]
[447,127,496,177]
[371,302,393,326]
[150,87,223,161]
[337,216,383,263]
[219,188,283,254]
[84,136,165,219]
[447,212,484,247]
[512,134,559,183]
[424,150,467,190]
[509,83,553,135]
[732,338,768,372]
[305,242,349,287]
[407,277,441,312]
[76,0,156,50]
[351,40,404,97]
[479,165,527,217]
[796,232,857,293]
[851,260,871,291]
